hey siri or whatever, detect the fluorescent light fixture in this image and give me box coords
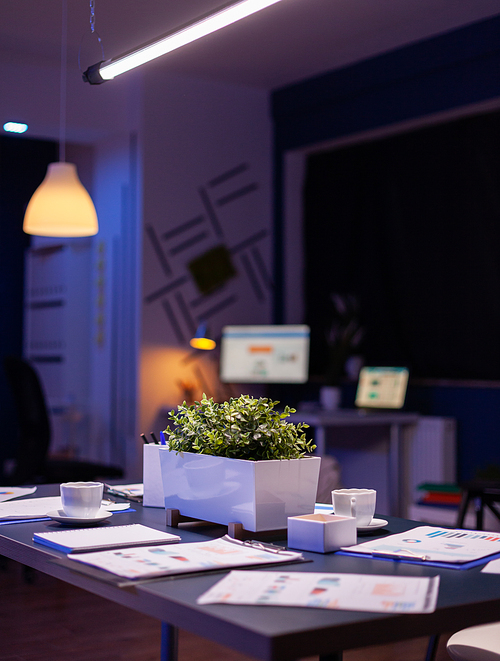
[83,0,284,84]
[3,122,28,134]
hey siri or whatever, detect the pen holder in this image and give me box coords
[143,443,168,507]
[287,513,357,553]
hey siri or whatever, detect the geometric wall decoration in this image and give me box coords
[144,162,273,345]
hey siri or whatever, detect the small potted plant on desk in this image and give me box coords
[321,293,363,410]
[159,394,320,533]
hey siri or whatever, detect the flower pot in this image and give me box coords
[320,385,342,410]
[159,450,321,532]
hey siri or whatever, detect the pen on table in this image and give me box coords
[371,549,429,561]
[103,484,143,503]
[150,432,160,444]
[141,433,149,444]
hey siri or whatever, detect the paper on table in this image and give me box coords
[197,570,440,614]
[107,484,143,497]
[0,496,130,521]
[68,535,303,580]
[481,558,500,574]
[0,486,37,503]
[0,496,62,520]
[342,526,500,564]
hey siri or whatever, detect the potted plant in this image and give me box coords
[321,293,363,409]
[157,394,321,532]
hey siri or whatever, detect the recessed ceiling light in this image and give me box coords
[3,122,28,134]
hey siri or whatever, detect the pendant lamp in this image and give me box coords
[24,0,98,237]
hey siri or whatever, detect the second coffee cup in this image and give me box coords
[332,488,376,527]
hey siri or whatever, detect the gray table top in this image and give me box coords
[1,484,500,661]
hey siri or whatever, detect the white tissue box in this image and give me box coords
[287,513,356,553]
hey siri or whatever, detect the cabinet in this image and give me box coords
[23,241,92,458]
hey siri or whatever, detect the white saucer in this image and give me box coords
[357,518,388,533]
[46,509,113,525]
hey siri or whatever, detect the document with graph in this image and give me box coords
[197,570,440,614]
[341,526,500,565]
[68,535,303,579]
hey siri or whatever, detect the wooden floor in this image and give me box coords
[0,558,453,661]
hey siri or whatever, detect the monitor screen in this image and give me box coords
[219,325,310,383]
[355,366,409,409]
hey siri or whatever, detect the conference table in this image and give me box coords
[2,485,500,661]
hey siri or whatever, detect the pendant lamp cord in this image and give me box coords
[59,0,67,163]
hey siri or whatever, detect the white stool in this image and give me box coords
[447,623,500,661]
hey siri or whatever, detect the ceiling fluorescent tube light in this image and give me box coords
[83,0,283,84]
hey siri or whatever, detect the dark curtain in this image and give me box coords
[304,110,500,380]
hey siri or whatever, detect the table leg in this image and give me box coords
[388,423,401,517]
[161,622,179,661]
[425,634,440,661]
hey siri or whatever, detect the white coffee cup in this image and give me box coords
[332,488,376,527]
[60,481,104,518]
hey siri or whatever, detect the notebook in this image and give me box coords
[33,524,180,553]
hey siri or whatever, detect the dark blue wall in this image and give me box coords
[271,15,500,482]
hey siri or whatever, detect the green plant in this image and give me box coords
[325,293,363,385]
[164,394,315,461]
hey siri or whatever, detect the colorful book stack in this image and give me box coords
[417,483,462,509]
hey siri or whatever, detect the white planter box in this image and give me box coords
[159,450,321,532]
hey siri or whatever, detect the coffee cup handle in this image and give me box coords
[350,496,357,519]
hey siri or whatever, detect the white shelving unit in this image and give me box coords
[23,241,93,458]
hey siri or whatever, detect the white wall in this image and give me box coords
[140,71,273,442]
[2,54,275,479]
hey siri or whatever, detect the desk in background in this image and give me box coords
[2,485,500,661]
[291,409,419,517]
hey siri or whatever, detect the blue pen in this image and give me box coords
[160,431,167,445]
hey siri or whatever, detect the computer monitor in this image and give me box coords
[219,325,310,383]
[355,366,409,409]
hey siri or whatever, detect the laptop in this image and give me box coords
[355,366,409,410]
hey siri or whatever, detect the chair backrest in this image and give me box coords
[3,356,51,483]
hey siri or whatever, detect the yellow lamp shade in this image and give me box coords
[190,336,216,350]
[23,162,98,237]
[189,322,216,350]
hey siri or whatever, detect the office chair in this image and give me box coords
[456,480,500,530]
[446,622,500,661]
[3,356,123,485]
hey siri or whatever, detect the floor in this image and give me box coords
[0,558,453,661]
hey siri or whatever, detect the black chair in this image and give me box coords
[3,356,123,485]
[456,480,500,530]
